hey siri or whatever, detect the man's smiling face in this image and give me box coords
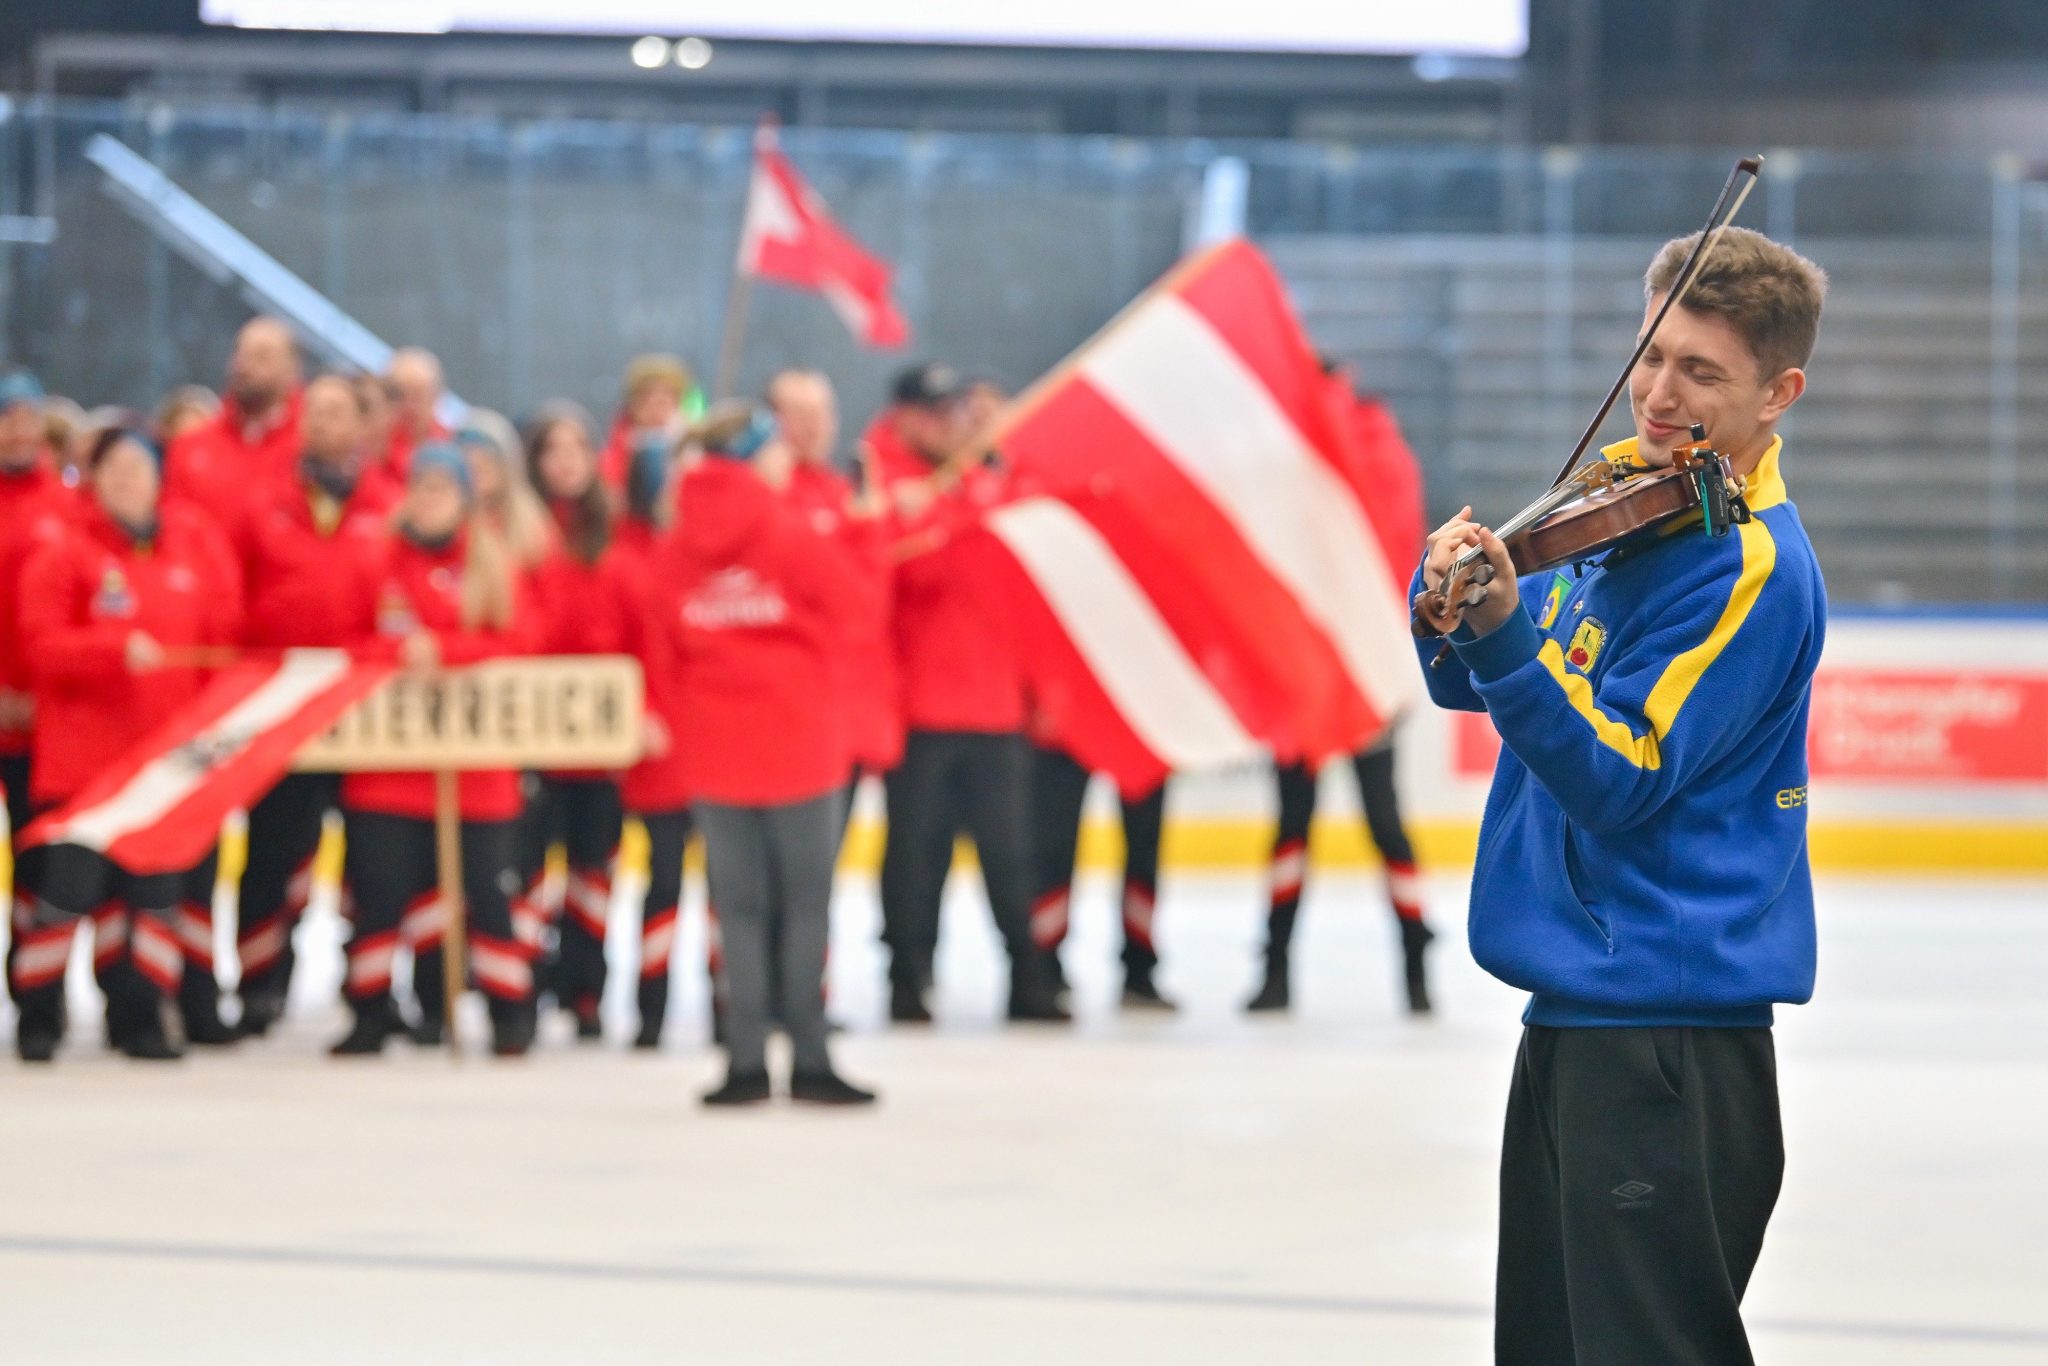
[1628,297,1797,471]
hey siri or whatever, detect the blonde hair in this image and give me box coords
[461,518,517,632]
[1645,226,1828,379]
[623,353,693,404]
[459,407,555,569]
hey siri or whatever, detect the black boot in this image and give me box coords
[702,1067,772,1107]
[14,993,64,1063]
[1121,965,1176,1011]
[634,976,667,1050]
[117,995,185,1062]
[238,981,288,1038]
[180,971,243,1047]
[889,977,933,1025]
[790,1066,878,1106]
[569,992,604,1043]
[1245,951,1290,1013]
[104,962,184,1061]
[1007,956,1071,1023]
[412,948,448,1047]
[1400,919,1436,1016]
[489,996,538,1057]
[330,995,406,1057]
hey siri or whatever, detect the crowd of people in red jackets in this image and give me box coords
[0,318,1436,1105]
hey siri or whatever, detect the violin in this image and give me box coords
[1412,155,1764,646]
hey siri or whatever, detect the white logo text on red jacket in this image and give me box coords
[682,566,789,631]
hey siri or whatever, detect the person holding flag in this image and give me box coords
[10,425,242,1062]
[872,363,1066,1026]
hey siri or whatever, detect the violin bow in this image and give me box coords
[1420,156,1763,649]
[1544,154,1763,491]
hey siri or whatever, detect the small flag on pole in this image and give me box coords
[737,123,911,349]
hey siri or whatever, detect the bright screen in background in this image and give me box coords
[199,0,1528,58]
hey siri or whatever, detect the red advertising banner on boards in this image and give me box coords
[1808,670,2048,783]
[1448,668,2048,785]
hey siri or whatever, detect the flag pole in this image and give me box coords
[712,270,754,402]
[434,768,467,1060]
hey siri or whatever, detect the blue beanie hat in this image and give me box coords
[408,440,474,501]
[0,370,45,411]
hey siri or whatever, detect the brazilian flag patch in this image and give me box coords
[1539,573,1570,630]
[1566,617,1607,673]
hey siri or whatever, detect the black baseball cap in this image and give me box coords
[891,361,968,409]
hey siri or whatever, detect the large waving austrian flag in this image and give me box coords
[20,651,394,875]
[988,239,1420,792]
[739,127,910,348]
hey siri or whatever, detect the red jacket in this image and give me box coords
[870,419,1027,735]
[647,459,872,807]
[338,530,535,822]
[239,476,397,651]
[531,509,641,659]
[530,506,643,780]
[613,517,691,813]
[0,460,81,756]
[18,503,242,805]
[784,461,901,773]
[164,389,305,544]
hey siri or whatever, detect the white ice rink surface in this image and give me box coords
[4,870,2046,1364]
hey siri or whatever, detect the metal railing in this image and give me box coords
[1,99,2042,602]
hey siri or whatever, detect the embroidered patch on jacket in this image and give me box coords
[1566,617,1606,673]
[1539,573,1570,630]
[93,567,137,619]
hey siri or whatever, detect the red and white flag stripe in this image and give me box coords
[991,240,1419,791]
[21,650,396,875]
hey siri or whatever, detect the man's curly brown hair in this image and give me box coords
[1646,226,1828,380]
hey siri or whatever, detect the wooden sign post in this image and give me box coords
[295,656,645,1056]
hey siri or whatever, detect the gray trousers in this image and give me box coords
[696,793,840,1075]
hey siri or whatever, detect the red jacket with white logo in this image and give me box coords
[338,529,536,822]
[784,461,900,773]
[0,460,81,757]
[869,419,1027,736]
[17,502,242,805]
[645,459,870,807]
[239,477,397,651]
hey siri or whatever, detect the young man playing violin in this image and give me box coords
[1414,226,1828,1365]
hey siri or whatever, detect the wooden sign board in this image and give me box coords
[294,656,645,773]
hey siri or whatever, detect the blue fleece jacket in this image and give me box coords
[1414,437,1826,1027]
